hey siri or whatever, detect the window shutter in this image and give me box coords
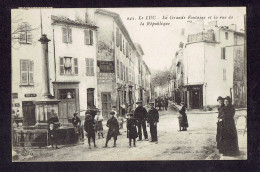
[116,28,119,47]
[120,34,122,51]
[29,60,34,85]
[86,58,89,75]
[126,43,129,57]
[74,58,78,75]
[90,59,94,75]
[68,28,72,43]
[90,30,93,45]
[85,29,90,45]
[62,28,68,43]
[20,59,29,85]
[60,57,64,74]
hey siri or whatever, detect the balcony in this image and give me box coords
[187,32,215,43]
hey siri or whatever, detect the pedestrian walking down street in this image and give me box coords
[134,100,149,141]
[104,111,120,148]
[147,101,159,143]
[48,123,59,149]
[84,111,97,149]
[126,113,138,147]
[94,109,104,139]
[216,96,225,152]
[178,102,189,131]
[164,97,168,110]
[220,96,240,156]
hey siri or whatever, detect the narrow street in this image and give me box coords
[16,105,247,161]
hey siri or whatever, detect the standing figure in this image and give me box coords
[221,96,240,156]
[94,109,104,139]
[112,106,118,119]
[134,100,149,141]
[161,98,165,111]
[147,102,159,143]
[121,104,126,117]
[84,111,97,149]
[127,113,138,147]
[178,102,189,131]
[48,123,58,149]
[158,98,162,110]
[216,96,225,153]
[104,111,120,148]
[164,97,168,110]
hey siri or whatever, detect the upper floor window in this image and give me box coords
[62,27,72,43]
[123,39,125,55]
[119,33,122,51]
[84,29,93,45]
[20,59,34,85]
[116,28,119,47]
[86,58,94,76]
[18,22,32,44]
[117,59,120,78]
[225,32,228,40]
[221,47,226,59]
[60,57,78,75]
[126,43,129,57]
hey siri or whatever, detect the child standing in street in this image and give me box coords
[127,113,138,147]
[48,122,58,149]
[104,111,119,148]
[94,109,104,139]
[84,111,97,149]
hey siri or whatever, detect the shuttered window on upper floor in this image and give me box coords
[86,58,94,76]
[84,29,93,45]
[116,28,119,47]
[60,57,78,75]
[20,59,34,85]
[62,27,72,43]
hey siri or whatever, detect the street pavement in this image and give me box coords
[14,106,247,161]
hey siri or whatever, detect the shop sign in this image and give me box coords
[25,93,37,97]
[97,61,115,73]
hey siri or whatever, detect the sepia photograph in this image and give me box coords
[11,7,247,161]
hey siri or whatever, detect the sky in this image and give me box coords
[104,7,246,71]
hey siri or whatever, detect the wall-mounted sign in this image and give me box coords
[15,103,20,107]
[25,94,37,97]
[12,93,18,98]
[97,61,115,73]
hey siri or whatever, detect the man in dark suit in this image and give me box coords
[134,100,148,141]
[147,101,159,143]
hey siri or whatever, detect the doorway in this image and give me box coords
[101,92,112,119]
[87,88,95,108]
[22,101,36,126]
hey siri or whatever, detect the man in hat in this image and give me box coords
[104,111,119,147]
[84,111,97,149]
[147,101,159,143]
[134,100,148,141]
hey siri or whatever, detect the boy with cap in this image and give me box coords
[127,113,138,147]
[84,111,97,149]
[147,101,159,143]
[104,111,120,148]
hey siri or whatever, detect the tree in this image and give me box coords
[151,69,171,87]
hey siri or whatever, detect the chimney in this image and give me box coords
[38,34,51,98]
[229,24,237,31]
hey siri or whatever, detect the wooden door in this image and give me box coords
[101,93,111,119]
[22,101,36,126]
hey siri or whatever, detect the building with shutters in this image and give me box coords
[88,9,146,118]
[11,9,98,125]
[174,20,246,110]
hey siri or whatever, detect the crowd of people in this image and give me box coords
[47,95,240,157]
[155,97,168,111]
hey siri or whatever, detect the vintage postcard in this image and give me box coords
[11,7,247,161]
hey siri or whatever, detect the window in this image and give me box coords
[116,28,119,47]
[84,29,93,45]
[221,47,226,59]
[59,89,76,99]
[86,58,94,76]
[18,22,32,44]
[225,32,228,40]
[126,42,129,57]
[117,60,120,78]
[223,69,226,81]
[60,57,78,75]
[123,39,125,55]
[120,62,123,80]
[119,33,122,51]
[20,59,34,85]
[62,27,72,43]
[126,67,128,82]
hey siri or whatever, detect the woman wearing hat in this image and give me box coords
[94,109,104,139]
[178,102,189,131]
[221,96,239,156]
[216,96,225,152]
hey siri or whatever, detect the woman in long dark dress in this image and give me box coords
[221,96,240,156]
[178,102,189,131]
[216,96,225,152]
